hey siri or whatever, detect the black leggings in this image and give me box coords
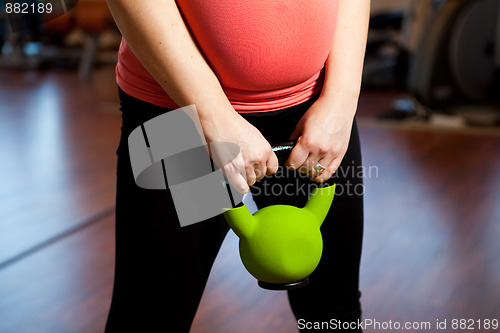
[105,88,364,332]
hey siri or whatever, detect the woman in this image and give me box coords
[104,0,369,332]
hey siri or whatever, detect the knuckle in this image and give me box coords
[301,137,313,148]
[318,146,329,156]
[222,163,236,176]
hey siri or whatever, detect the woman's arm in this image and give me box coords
[106,0,278,193]
[287,0,370,182]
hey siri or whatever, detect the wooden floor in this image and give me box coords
[1,65,499,333]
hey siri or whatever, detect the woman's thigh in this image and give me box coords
[106,90,229,332]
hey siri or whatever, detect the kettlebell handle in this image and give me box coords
[271,141,296,164]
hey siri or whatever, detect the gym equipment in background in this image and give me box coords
[410,0,500,105]
[223,142,336,291]
[0,0,118,79]
[409,0,500,124]
[365,0,500,125]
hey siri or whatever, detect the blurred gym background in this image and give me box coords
[1,0,499,332]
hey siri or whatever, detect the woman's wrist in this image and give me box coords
[198,106,247,143]
[313,92,359,123]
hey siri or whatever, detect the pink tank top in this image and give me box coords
[116,0,338,112]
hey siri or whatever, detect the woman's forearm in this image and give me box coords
[105,0,235,123]
[106,0,280,192]
[320,0,370,117]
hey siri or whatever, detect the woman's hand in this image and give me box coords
[286,95,357,183]
[202,111,278,194]
[283,0,369,183]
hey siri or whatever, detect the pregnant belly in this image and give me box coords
[176,0,338,91]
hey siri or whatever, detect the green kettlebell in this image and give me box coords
[223,142,335,290]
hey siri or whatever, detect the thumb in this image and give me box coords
[221,153,249,194]
[226,172,250,194]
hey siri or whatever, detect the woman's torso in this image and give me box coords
[117,0,339,112]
